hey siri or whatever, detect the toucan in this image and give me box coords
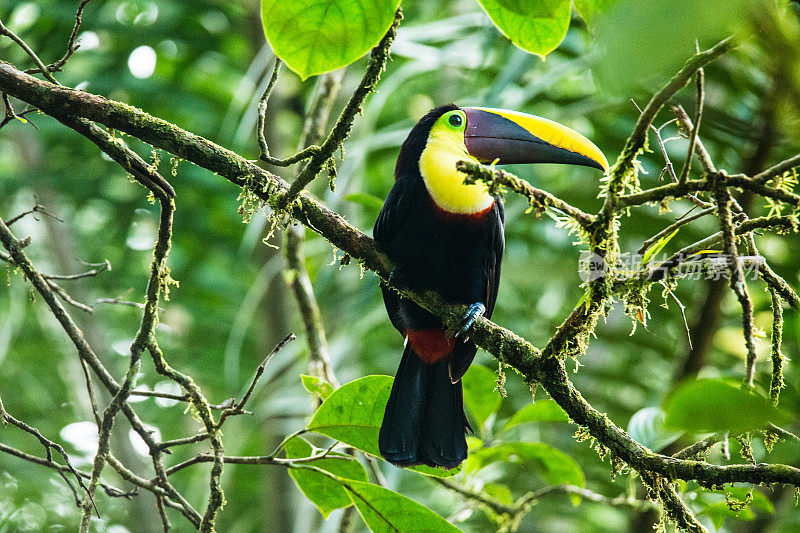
[374,104,608,469]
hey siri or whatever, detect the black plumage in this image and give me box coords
[374,105,505,469]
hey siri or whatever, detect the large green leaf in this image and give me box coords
[285,436,367,518]
[663,379,791,434]
[306,375,461,477]
[462,365,502,427]
[260,0,401,80]
[343,479,461,533]
[307,375,392,456]
[476,0,572,58]
[573,0,621,28]
[501,399,569,433]
[465,442,585,503]
[694,485,774,529]
[626,406,683,452]
[593,0,753,93]
[699,502,755,529]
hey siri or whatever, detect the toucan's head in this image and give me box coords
[395,104,607,214]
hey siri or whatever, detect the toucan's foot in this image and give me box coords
[455,302,485,340]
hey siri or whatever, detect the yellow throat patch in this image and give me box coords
[418,115,494,215]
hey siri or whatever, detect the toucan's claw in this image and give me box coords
[455,302,485,341]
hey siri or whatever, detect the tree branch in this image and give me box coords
[282,9,402,205]
[457,160,595,229]
[2,36,800,533]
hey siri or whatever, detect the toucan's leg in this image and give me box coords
[455,302,485,340]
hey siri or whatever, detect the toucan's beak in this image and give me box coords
[462,107,608,172]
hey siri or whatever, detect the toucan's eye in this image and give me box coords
[448,113,463,128]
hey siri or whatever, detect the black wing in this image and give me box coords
[374,174,418,334]
[485,198,505,320]
[448,198,505,383]
[373,173,417,245]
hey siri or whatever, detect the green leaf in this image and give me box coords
[301,374,334,400]
[693,485,774,528]
[663,379,791,434]
[476,0,572,58]
[573,0,621,28]
[343,479,461,533]
[593,0,752,93]
[344,193,386,211]
[483,483,513,505]
[626,406,683,452]
[698,501,755,529]
[462,365,502,427]
[701,485,772,511]
[307,375,392,457]
[285,436,367,518]
[465,442,584,503]
[640,228,679,266]
[501,399,569,433]
[306,375,461,478]
[260,0,401,80]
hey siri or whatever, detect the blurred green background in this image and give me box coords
[1,0,800,531]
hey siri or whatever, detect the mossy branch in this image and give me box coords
[457,160,595,229]
[2,34,800,532]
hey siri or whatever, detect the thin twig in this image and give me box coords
[712,174,758,387]
[128,390,238,410]
[638,207,716,256]
[0,398,98,515]
[286,227,339,389]
[40,259,111,280]
[0,17,61,84]
[673,434,723,459]
[79,198,174,532]
[47,278,94,313]
[678,69,705,184]
[161,448,353,478]
[5,196,64,226]
[457,160,595,229]
[94,298,145,309]
[767,423,800,442]
[257,59,321,166]
[672,104,716,174]
[0,442,131,498]
[631,99,711,209]
[768,287,785,405]
[158,433,211,450]
[753,153,800,184]
[156,494,171,533]
[54,114,176,199]
[218,333,296,426]
[282,8,402,206]
[434,477,654,522]
[24,0,94,75]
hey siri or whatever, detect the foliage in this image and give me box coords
[1,1,800,533]
[284,436,368,518]
[663,378,792,434]
[260,0,402,79]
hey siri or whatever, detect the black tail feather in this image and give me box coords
[379,344,469,469]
